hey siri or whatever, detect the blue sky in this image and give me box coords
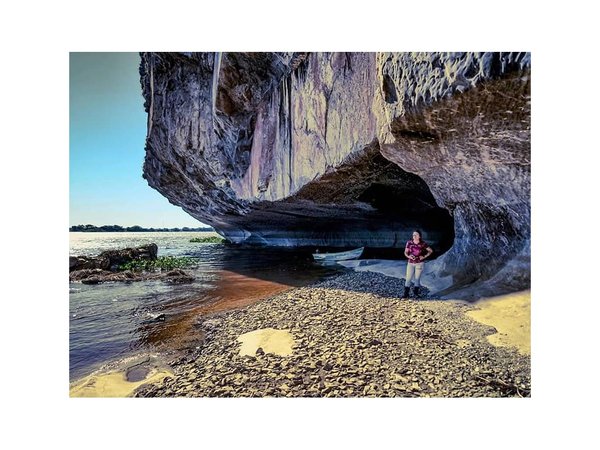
[69,52,206,228]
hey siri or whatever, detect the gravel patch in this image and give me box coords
[135,271,530,398]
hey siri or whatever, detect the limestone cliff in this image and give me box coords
[139,52,530,299]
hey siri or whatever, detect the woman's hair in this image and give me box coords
[413,230,422,239]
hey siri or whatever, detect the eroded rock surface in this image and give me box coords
[139,52,530,298]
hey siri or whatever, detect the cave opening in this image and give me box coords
[349,177,455,260]
[222,147,455,262]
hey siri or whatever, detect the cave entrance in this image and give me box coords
[224,144,455,261]
[355,180,454,260]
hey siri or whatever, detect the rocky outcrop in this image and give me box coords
[69,243,158,272]
[70,268,138,284]
[69,269,195,284]
[139,52,530,298]
[69,244,194,284]
[69,268,194,285]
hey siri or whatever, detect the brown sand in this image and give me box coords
[137,270,294,352]
[199,270,293,314]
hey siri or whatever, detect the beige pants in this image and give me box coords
[405,262,424,287]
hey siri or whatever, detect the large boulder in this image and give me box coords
[69,255,110,272]
[69,243,158,272]
[69,267,194,285]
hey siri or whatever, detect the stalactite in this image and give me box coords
[277,73,294,195]
[212,52,222,114]
[148,53,155,136]
[293,56,309,83]
[211,52,225,146]
[343,52,352,75]
[287,75,293,193]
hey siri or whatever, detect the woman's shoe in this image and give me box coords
[413,286,420,299]
[401,286,410,300]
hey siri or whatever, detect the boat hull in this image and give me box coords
[312,247,364,262]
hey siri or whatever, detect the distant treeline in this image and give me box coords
[69,224,215,232]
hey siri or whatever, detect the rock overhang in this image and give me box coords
[139,52,530,298]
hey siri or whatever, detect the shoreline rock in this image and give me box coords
[69,267,194,284]
[69,244,194,284]
[134,271,530,398]
[70,243,158,272]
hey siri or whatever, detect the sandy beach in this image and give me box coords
[70,354,174,398]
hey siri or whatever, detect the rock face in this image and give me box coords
[139,52,530,298]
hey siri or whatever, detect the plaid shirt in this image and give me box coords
[405,240,430,264]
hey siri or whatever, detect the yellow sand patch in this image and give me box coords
[237,328,295,357]
[455,339,472,349]
[70,369,173,398]
[466,290,530,355]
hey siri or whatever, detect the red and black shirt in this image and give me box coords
[405,240,431,264]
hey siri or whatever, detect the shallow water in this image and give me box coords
[69,232,343,381]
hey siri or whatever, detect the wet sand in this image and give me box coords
[199,270,294,314]
[70,354,174,398]
[70,369,173,398]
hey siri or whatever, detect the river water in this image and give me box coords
[69,232,344,381]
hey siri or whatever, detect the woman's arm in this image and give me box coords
[421,247,433,260]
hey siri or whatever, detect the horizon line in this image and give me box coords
[70,224,214,229]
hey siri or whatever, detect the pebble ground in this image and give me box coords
[135,271,531,398]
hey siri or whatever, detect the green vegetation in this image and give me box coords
[118,256,198,272]
[189,236,226,243]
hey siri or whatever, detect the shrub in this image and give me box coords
[189,236,226,243]
[118,256,198,272]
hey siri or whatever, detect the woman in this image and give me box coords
[402,230,433,299]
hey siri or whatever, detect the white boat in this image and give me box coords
[312,247,364,262]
